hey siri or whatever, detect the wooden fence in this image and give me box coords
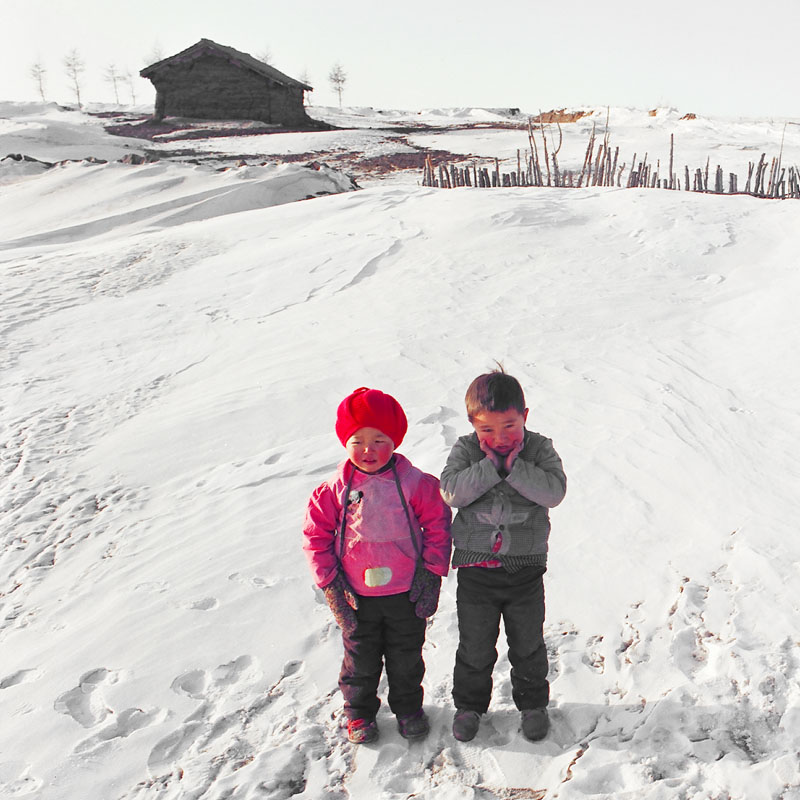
[421,119,800,200]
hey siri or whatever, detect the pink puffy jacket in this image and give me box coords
[303,454,452,597]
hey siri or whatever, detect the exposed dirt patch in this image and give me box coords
[530,109,592,124]
[140,147,477,180]
[354,149,470,174]
[103,116,332,142]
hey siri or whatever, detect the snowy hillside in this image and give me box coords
[2,102,800,800]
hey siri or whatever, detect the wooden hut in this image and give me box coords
[140,39,313,126]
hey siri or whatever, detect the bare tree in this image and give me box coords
[30,60,47,102]
[144,42,164,66]
[105,63,121,105]
[258,46,272,65]
[124,68,137,105]
[328,63,346,109]
[63,49,85,108]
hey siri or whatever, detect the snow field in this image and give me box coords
[2,104,800,799]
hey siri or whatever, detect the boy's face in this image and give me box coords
[471,408,528,455]
[345,426,395,473]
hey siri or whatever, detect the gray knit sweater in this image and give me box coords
[439,430,566,572]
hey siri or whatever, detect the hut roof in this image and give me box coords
[140,39,313,92]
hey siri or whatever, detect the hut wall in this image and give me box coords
[150,54,309,125]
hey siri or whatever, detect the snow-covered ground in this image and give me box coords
[2,102,800,800]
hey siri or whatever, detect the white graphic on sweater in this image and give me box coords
[476,495,529,555]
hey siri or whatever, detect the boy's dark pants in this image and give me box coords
[453,565,549,713]
[339,592,427,721]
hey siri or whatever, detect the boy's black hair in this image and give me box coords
[465,365,526,420]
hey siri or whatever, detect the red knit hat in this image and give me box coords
[335,387,408,447]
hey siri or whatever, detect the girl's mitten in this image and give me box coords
[322,573,359,635]
[408,562,441,619]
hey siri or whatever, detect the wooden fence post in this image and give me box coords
[539,114,552,186]
[419,125,797,201]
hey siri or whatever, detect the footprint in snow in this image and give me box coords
[212,654,259,688]
[0,668,43,690]
[147,721,206,773]
[256,745,308,797]
[170,655,259,703]
[545,621,580,681]
[0,761,43,797]
[75,707,169,754]
[668,579,711,678]
[582,634,605,673]
[134,580,170,594]
[171,669,210,700]
[54,668,119,728]
[228,572,277,590]
[187,596,219,611]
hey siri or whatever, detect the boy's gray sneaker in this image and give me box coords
[452,709,481,742]
[521,708,549,741]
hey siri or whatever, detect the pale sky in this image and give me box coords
[3,0,800,118]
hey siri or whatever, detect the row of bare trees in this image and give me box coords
[28,47,158,107]
[30,43,348,109]
[421,118,800,200]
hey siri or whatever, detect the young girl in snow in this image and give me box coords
[303,387,452,744]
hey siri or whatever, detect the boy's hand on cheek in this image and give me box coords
[504,440,524,472]
[479,438,502,470]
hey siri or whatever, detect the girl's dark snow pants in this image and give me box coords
[339,591,427,721]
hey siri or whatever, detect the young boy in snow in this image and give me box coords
[440,368,566,743]
[303,387,452,744]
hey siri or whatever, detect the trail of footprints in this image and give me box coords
[16,654,347,799]
[544,567,800,794]
[4,562,798,798]
[122,655,351,800]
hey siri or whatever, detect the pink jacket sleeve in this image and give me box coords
[302,482,342,589]
[408,472,452,577]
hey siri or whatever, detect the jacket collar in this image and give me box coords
[339,452,409,482]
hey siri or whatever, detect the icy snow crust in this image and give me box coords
[2,103,800,800]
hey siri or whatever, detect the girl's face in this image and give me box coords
[471,408,528,454]
[345,427,395,472]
